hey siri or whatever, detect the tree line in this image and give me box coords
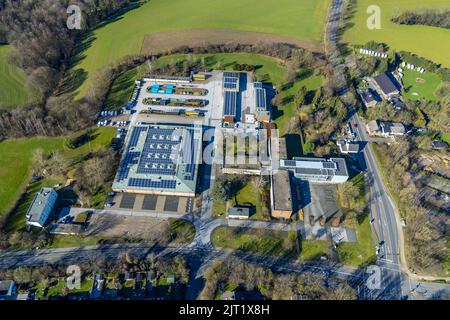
[200,258,356,300]
[372,139,447,274]
[392,9,450,29]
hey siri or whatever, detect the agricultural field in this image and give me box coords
[344,0,450,67]
[0,45,30,108]
[401,68,442,101]
[0,127,116,219]
[70,0,330,97]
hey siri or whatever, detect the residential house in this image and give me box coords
[358,88,378,108]
[366,120,405,137]
[337,140,360,154]
[372,73,400,100]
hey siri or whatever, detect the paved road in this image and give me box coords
[0,242,367,299]
[351,114,405,299]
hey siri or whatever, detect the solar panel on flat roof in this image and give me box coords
[255,88,267,110]
[283,160,297,167]
[224,91,237,116]
[254,82,264,89]
[322,162,337,169]
[223,72,239,78]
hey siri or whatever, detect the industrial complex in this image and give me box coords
[106,69,349,219]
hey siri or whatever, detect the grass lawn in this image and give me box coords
[344,0,450,67]
[213,197,227,218]
[300,240,328,261]
[211,226,298,258]
[232,180,268,221]
[47,235,109,249]
[0,45,31,107]
[169,219,196,244]
[105,63,151,110]
[0,127,116,219]
[402,69,442,101]
[70,0,330,97]
[337,216,377,268]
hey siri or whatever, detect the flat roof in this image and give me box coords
[281,157,349,178]
[272,170,293,212]
[254,82,267,110]
[113,123,202,195]
[224,91,238,116]
[228,207,250,217]
[26,188,57,223]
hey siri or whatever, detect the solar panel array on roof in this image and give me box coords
[137,127,179,176]
[322,162,337,169]
[128,178,177,189]
[254,82,264,89]
[255,87,267,110]
[129,126,148,148]
[114,124,202,195]
[224,91,237,116]
[223,72,239,78]
[181,129,198,181]
[223,72,239,91]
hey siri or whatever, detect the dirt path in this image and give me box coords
[140,28,324,55]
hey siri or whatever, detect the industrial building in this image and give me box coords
[112,123,202,197]
[280,157,349,184]
[253,82,271,122]
[270,137,293,219]
[25,188,58,228]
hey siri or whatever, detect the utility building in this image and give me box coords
[25,188,58,228]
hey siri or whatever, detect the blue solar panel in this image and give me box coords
[116,125,200,187]
[224,91,237,116]
[129,127,148,148]
[255,88,267,110]
[223,72,239,78]
[254,82,264,89]
[128,178,177,189]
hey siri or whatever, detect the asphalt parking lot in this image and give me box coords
[111,193,194,214]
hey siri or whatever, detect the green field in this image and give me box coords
[0,45,30,107]
[0,127,116,217]
[211,226,298,258]
[402,69,442,101]
[300,240,328,261]
[337,216,377,267]
[344,0,450,67]
[232,180,268,221]
[71,0,329,97]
